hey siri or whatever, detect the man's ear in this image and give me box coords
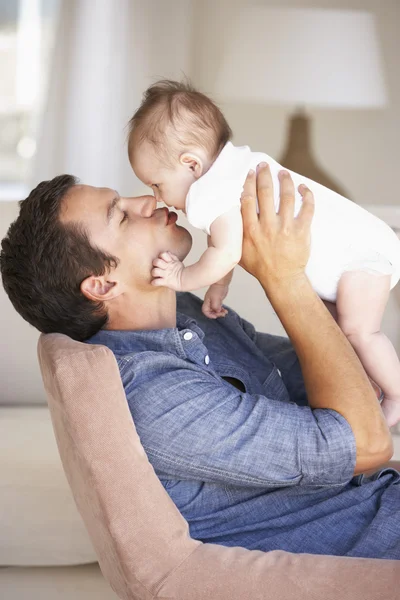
[179,152,203,179]
[80,275,121,302]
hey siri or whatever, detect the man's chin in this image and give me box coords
[173,228,192,261]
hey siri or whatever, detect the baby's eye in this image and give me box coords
[152,184,160,189]
[120,210,128,224]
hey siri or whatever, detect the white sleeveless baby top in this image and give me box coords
[185,142,400,302]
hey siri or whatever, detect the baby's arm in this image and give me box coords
[180,206,242,290]
[151,207,242,292]
[202,235,235,318]
[207,235,234,286]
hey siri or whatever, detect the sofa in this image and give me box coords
[1,199,400,599]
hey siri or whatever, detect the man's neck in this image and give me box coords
[105,288,177,331]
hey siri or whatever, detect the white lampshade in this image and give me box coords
[213,7,388,109]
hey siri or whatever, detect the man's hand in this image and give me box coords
[238,163,392,474]
[151,251,185,290]
[239,163,314,289]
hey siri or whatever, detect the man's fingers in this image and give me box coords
[277,170,296,223]
[240,169,258,230]
[296,184,315,229]
[242,168,256,197]
[255,163,277,226]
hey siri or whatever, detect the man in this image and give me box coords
[1,165,399,558]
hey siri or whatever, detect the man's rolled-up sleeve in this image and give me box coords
[122,361,356,489]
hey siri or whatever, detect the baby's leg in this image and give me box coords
[336,269,400,428]
[322,300,338,320]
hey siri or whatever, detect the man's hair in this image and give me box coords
[0,174,119,341]
[128,79,232,165]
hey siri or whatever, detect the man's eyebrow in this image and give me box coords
[106,192,121,224]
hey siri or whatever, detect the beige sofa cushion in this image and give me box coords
[0,201,46,405]
[38,333,400,600]
[0,406,97,566]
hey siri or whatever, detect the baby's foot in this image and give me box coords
[381,396,400,428]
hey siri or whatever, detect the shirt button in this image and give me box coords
[183,332,193,341]
[204,355,210,365]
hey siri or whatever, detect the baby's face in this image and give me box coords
[131,142,194,212]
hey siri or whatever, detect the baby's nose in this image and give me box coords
[153,188,162,202]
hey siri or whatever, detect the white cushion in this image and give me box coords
[0,406,97,566]
[0,201,46,405]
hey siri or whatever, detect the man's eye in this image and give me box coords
[120,211,128,223]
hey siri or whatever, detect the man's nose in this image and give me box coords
[125,195,157,217]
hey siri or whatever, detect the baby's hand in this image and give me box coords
[381,397,400,428]
[202,283,229,319]
[151,251,185,291]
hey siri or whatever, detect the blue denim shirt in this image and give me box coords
[88,292,400,559]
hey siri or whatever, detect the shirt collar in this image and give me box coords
[86,312,205,355]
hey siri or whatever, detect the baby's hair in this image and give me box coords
[128,79,232,166]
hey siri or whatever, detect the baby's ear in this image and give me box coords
[180,152,203,179]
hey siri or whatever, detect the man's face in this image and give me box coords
[60,184,192,290]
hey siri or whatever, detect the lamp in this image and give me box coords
[212,8,388,197]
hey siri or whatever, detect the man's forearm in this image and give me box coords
[261,273,393,473]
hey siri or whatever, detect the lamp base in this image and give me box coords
[279,112,349,199]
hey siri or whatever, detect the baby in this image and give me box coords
[128,80,400,428]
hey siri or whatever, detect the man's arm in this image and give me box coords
[239,165,393,474]
[268,275,392,474]
[121,358,356,488]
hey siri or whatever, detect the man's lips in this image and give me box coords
[162,207,178,225]
[167,211,178,225]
